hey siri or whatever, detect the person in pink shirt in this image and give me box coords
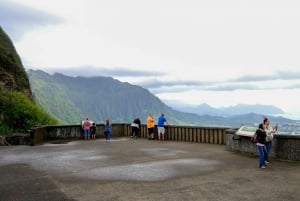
[82,118,91,140]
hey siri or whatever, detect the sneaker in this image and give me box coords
[265,161,270,164]
[260,166,266,169]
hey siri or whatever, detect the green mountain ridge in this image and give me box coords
[28,70,193,125]
[28,69,296,128]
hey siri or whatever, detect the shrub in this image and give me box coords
[0,90,58,134]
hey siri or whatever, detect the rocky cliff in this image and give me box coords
[0,26,32,99]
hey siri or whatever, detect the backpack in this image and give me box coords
[251,132,258,143]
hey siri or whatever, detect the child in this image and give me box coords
[90,122,97,140]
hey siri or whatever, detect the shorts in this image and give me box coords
[148,127,154,134]
[157,127,165,135]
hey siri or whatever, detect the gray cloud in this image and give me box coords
[231,71,300,82]
[141,70,300,94]
[29,66,165,77]
[30,67,300,93]
[137,79,211,89]
[204,84,260,91]
[149,83,260,94]
[136,77,260,92]
[99,67,165,77]
[0,0,62,40]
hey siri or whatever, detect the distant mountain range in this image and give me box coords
[164,101,285,117]
[27,70,295,128]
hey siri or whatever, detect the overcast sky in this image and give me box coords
[1,0,300,118]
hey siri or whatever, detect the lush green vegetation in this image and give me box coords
[0,89,58,134]
[0,27,58,134]
[0,27,32,98]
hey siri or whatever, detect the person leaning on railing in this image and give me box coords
[157,114,169,141]
[147,113,155,140]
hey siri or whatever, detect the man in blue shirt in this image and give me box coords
[157,114,169,140]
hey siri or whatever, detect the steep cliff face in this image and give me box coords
[0,27,58,134]
[0,26,32,99]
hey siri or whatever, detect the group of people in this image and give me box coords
[82,113,169,142]
[81,118,112,142]
[131,113,169,140]
[255,118,278,169]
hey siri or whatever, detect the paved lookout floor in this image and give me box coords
[0,137,299,201]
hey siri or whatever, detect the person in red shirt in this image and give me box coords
[82,118,91,140]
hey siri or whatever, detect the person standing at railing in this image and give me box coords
[263,118,278,164]
[131,117,141,138]
[82,118,91,140]
[104,119,112,142]
[147,113,155,140]
[90,122,97,140]
[157,114,169,141]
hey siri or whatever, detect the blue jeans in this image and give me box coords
[257,145,267,168]
[265,141,272,161]
[84,129,90,138]
[105,131,111,141]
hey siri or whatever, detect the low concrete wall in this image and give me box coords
[123,124,228,144]
[226,128,300,161]
[274,134,300,160]
[32,124,229,145]
[31,123,127,144]
[31,124,300,161]
[30,126,47,145]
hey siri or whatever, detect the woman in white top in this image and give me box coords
[263,118,278,163]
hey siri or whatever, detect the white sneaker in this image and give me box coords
[265,161,270,164]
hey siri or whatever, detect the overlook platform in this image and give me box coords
[0,137,299,201]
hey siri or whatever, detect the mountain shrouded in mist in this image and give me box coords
[28,69,295,128]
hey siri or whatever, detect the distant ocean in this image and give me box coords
[274,112,300,121]
[268,113,300,135]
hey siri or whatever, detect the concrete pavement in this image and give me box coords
[0,137,299,201]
